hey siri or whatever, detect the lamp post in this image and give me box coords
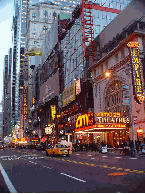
[125,63,137,156]
[38,117,41,138]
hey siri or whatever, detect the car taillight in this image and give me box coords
[69,149,72,151]
[57,149,60,151]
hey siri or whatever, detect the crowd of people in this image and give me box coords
[72,139,143,154]
[72,141,106,153]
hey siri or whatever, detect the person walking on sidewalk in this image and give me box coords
[120,141,124,153]
[98,142,102,154]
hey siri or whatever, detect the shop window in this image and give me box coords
[115,53,119,63]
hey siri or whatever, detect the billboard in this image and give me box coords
[76,79,81,95]
[63,83,76,107]
[40,71,59,104]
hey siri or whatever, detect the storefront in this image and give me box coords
[74,111,130,147]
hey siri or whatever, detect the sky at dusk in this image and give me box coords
[0,0,13,102]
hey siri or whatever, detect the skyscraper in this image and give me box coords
[3,48,12,138]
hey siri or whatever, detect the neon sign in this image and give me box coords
[127,42,140,48]
[76,111,94,128]
[23,86,28,120]
[96,112,129,123]
[127,42,144,104]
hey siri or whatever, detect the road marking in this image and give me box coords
[108,172,127,176]
[129,158,137,159]
[91,158,95,159]
[76,154,80,155]
[60,173,86,183]
[46,167,51,169]
[0,163,17,193]
[88,155,92,156]
[123,169,131,171]
[115,157,122,159]
[102,156,108,157]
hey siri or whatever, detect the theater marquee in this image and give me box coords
[127,42,144,104]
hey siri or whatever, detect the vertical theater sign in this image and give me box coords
[127,42,144,104]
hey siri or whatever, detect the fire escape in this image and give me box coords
[81,0,95,80]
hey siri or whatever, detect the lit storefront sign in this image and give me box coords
[75,123,127,132]
[23,85,28,120]
[18,138,28,143]
[127,42,144,104]
[75,112,129,133]
[63,83,76,107]
[31,138,39,142]
[137,128,143,135]
[32,97,35,105]
[96,112,130,123]
[51,105,56,121]
[45,126,52,134]
[76,111,94,128]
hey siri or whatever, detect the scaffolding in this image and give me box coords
[58,0,131,94]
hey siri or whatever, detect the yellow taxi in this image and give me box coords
[46,144,72,156]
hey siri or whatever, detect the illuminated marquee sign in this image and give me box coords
[23,85,28,120]
[76,111,94,128]
[75,123,127,132]
[96,112,130,123]
[51,105,56,121]
[127,42,144,104]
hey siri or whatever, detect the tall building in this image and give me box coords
[3,49,12,138]
[0,102,3,141]
[12,0,31,129]
[11,0,131,138]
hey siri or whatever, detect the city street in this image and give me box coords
[0,148,145,192]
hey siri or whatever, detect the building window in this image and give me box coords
[105,80,126,116]
[100,64,103,74]
[32,12,37,20]
[115,53,119,63]
[121,49,125,58]
[43,10,48,17]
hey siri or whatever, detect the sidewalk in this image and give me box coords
[72,150,135,157]
[72,150,121,156]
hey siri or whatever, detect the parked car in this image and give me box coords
[36,144,46,151]
[46,144,72,156]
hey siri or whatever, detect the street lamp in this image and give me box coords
[105,71,111,78]
[125,63,137,156]
[38,116,40,130]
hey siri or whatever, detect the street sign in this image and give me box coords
[122,85,130,105]
[133,116,138,125]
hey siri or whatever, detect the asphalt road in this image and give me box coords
[0,148,145,193]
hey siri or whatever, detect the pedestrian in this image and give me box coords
[120,141,124,153]
[85,143,88,152]
[98,142,102,154]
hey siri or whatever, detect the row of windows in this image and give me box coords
[93,48,126,77]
